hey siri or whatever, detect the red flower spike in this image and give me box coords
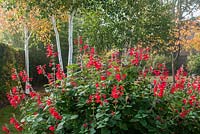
[21,94,26,100]
[14,123,23,131]
[26,84,32,90]
[83,123,88,128]
[153,70,161,76]
[111,85,122,99]
[11,73,17,81]
[179,108,190,118]
[30,91,37,99]
[49,126,55,132]
[46,44,53,57]
[36,65,43,75]
[115,74,121,82]
[131,59,139,66]
[2,125,10,134]
[46,99,52,106]
[106,71,112,76]
[49,107,62,120]
[90,47,95,55]
[95,93,101,104]
[79,36,83,45]
[100,76,106,81]
[12,87,18,94]
[95,83,99,89]
[83,45,89,50]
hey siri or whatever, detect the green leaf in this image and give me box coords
[70,115,79,120]
[101,128,111,134]
[96,113,104,119]
[140,119,147,127]
[119,122,128,130]
[56,121,65,131]
[90,128,96,134]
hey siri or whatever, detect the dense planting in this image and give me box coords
[2,44,200,134]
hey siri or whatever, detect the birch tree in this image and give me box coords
[51,15,64,71]
[1,1,52,93]
[163,0,200,83]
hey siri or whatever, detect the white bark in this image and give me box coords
[24,25,31,94]
[68,10,76,66]
[51,15,64,71]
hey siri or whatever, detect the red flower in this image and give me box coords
[83,123,88,128]
[122,74,126,80]
[49,107,62,120]
[30,91,37,99]
[100,76,106,81]
[46,99,52,106]
[46,44,53,57]
[9,118,23,131]
[49,60,53,67]
[111,85,121,99]
[14,123,23,131]
[36,65,43,75]
[90,47,95,55]
[79,36,83,45]
[170,85,178,94]
[2,125,10,134]
[95,93,101,104]
[142,54,149,61]
[179,108,190,118]
[26,84,32,90]
[56,64,66,80]
[106,71,112,76]
[70,81,77,87]
[12,87,17,94]
[115,74,121,82]
[9,117,17,125]
[49,126,55,132]
[129,48,135,56]
[8,95,21,108]
[94,61,101,70]
[131,59,139,66]
[11,73,17,80]
[95,83,99,89]
[153,70,161,76]
[21,94,26,100]
[83,45,89,50]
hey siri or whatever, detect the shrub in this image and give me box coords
[187,53,200,75]
[0,43,18,106]
[2,45,200,134]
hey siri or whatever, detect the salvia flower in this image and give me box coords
[2,125,10,134]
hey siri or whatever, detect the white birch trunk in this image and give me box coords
[68,10,75,66]
[24,25,31,94]
[51,15,64,71]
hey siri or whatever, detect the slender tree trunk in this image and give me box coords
[68,10,76,66]
[51,15,64,71]
[24,25,31,94]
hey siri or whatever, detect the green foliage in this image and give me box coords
[187,53,200,74]
[0,43,17,105]
[6,47,200,134]
[0,106,20,133]
[75,0,174,52]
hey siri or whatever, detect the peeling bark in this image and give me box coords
[24,25,31,94]
[51,15,64,71]
[68,10,76,66]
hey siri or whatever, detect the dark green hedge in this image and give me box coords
[0,42,69,106]
[0,43,19,106]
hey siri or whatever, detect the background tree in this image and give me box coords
[163,0,200,83]
[1,1,53,92]
[76,0,173,52]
